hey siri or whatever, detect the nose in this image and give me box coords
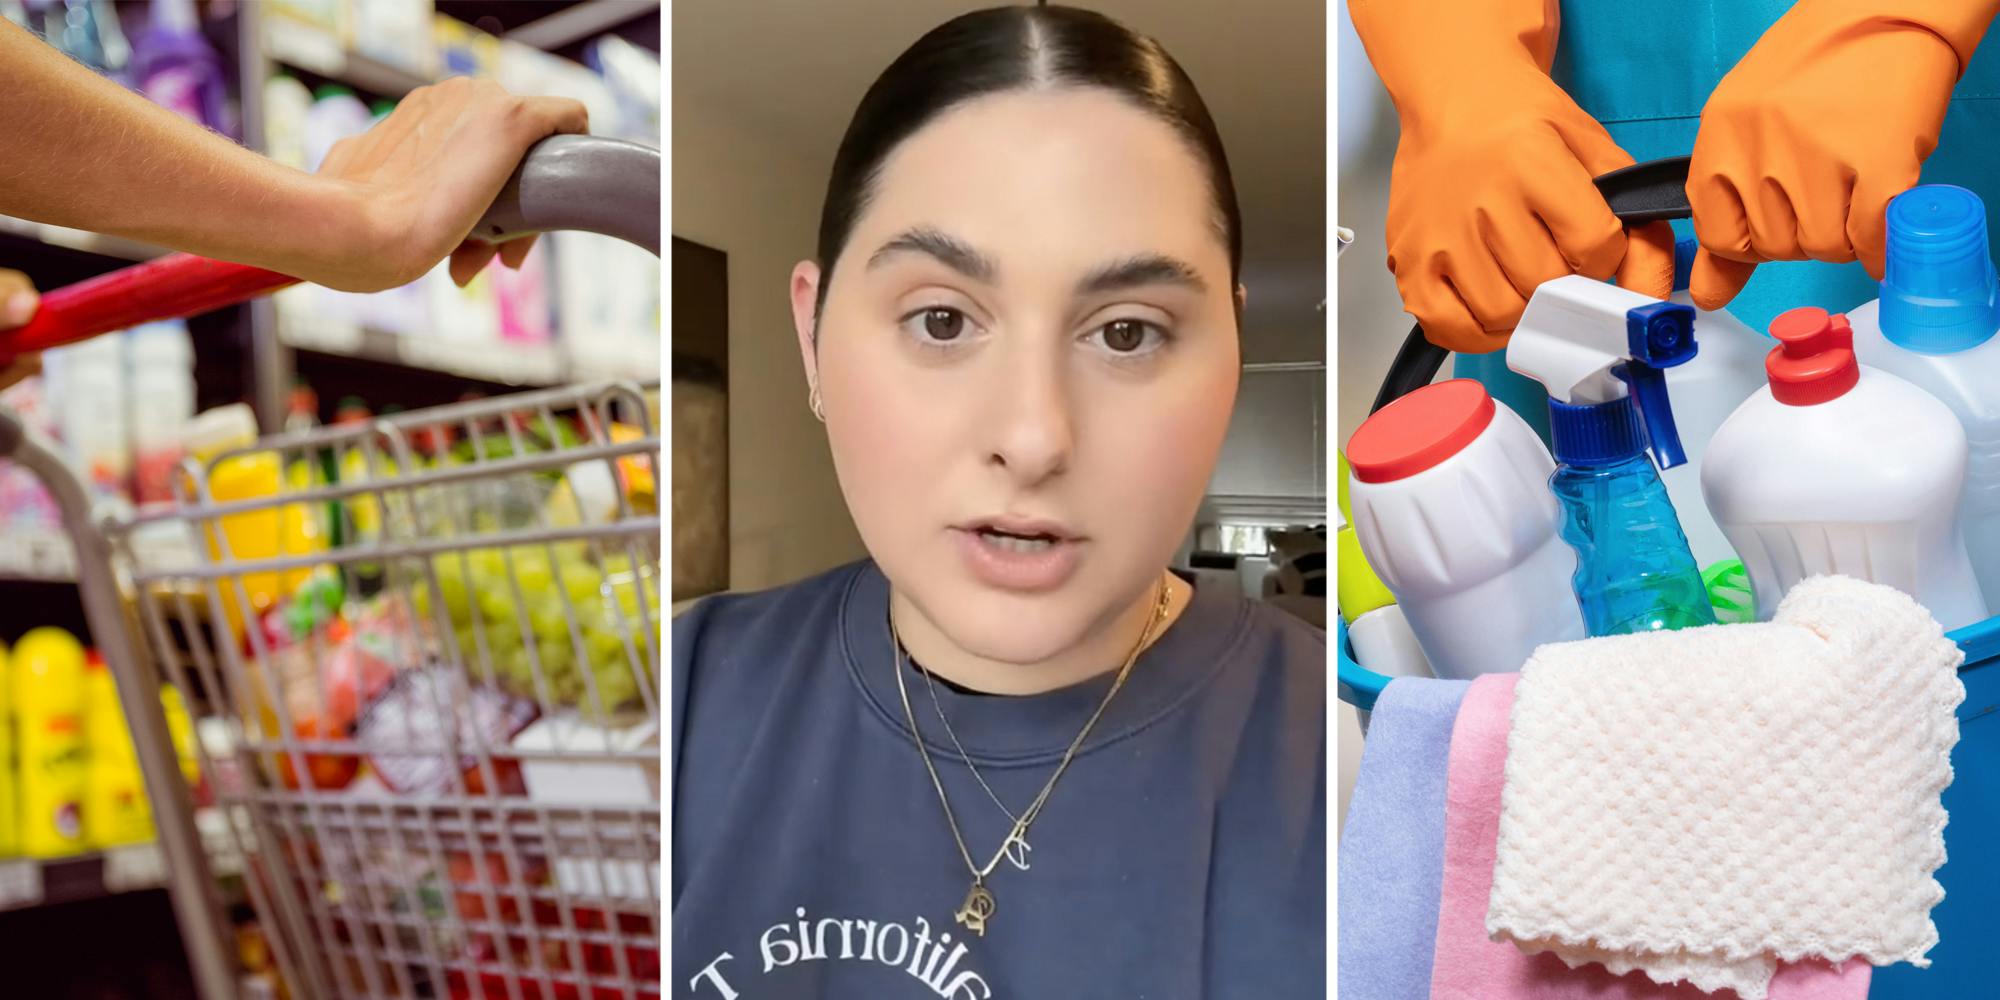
[984,341,1074,485]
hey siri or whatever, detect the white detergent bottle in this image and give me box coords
[1702,306,1984,628]
[1847,184,2000,616]
[1662,238,1771,568]
[1346,379,1585,679]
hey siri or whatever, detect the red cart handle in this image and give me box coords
[2,255,295,359]
[0,134,661,363]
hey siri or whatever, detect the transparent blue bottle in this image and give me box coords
[1548,393,1714,635]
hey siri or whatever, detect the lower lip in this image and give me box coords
[951,528,1084,593]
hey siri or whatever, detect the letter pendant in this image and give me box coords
[955,882,996,937]
[1000,830,1032,871]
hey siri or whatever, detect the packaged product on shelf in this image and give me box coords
[39,0,116,74]
[433,15,500,79]
[424,254,500,343]
[126,320,196,507]
[131,0,230,134]
[551,230,661,380]
[0,639,15,856]
[349,0,435,77]
[491,238,553,345]
[0,375,62,531]
[301,84,371,175]
[262,72,314,172]
[83,650,154,849]
[266,0,346,35]
[13,627,89,858]
[46,335,132,510]
[499,39,619,133]
[588,36,662,142]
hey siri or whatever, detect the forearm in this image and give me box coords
[1348,0,1560,121]
[1786,0,2000,74]
[0,20,371,274]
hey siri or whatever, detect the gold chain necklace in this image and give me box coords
[890,573,1173,938]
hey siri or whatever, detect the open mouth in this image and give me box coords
[973,526,1064,553]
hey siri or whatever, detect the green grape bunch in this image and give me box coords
[411,544,659,719]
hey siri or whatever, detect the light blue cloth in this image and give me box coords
[1337,677,1472,1000]
[1459,0,2000,441]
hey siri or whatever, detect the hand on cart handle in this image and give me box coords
[0,268,40,391]
[314,75,591,292]
[0,133,661,365]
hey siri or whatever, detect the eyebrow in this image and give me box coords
[1077,253,1208,296]
[868,227,997,283]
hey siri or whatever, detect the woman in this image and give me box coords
[672,6,1324,998]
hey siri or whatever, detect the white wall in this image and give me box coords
[1335,3,1410,832]
[670,98,866,593]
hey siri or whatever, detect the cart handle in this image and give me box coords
[1368,155,1694,415]
[0,133,661,361]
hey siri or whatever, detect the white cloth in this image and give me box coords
[1486,576,1964,999]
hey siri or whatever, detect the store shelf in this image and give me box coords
[280,309,567,386]
[0,827,241,914]
[0,215,168,264]
[0,531,77,583]
[262,16,435,98]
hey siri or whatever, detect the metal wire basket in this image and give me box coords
[0,136,663,1000]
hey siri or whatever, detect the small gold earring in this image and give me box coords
[809,382,826,422]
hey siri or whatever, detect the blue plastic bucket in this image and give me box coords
[1338,615,2000,997]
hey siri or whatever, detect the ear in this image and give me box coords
[1235,283,1249,314]
[791,260,823,388]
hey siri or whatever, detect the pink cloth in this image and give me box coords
[1429,672,1873,1000]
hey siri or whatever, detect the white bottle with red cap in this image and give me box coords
[1345,379,1585,680]
[1701,306,1983,628]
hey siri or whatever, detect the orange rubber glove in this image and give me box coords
[1687,0,2000,309]
[1351,0,1675,354]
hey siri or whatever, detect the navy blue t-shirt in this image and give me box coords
[671,561,1325,998]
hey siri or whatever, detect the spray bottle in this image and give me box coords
[1507,275,1715,636]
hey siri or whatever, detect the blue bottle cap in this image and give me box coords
[1673,237,1698,294]
[1881,184,2000,353]
[1548,395,1646,467]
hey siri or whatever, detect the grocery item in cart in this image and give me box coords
[1507,274,1713,636]
[356,666,538,795]
[1347,379,1585,679]
[1702,307,1984,628]
[1849,184,2000,617]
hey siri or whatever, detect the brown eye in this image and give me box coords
[1102,319,1147,352]
[923,307,965,341]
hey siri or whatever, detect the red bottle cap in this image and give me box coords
[1347,379,1497,483]
[1766,307,1860,406]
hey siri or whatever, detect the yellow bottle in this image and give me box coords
[0,640,17,857]
[84,653,154,848]
[184,405,324,639]
[12,628,88,857]
[160,683,200,788]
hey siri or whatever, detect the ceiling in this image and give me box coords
[672,0,1327,363]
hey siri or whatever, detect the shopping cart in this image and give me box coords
[1337,155,2000,998]
[0,135,663,1000]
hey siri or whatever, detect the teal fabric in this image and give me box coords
[1457,1,2000,443]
